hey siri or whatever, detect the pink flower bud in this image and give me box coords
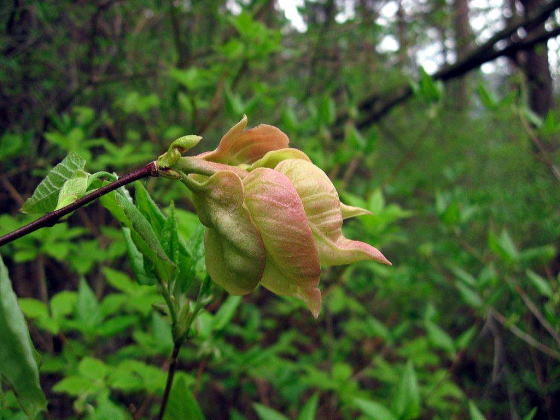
[181,118,391,317]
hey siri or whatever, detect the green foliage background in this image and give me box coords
[1,0,559,419]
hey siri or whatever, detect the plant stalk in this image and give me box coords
[157,340,182,420]
[0,161,159,248]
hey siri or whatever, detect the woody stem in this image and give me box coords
[0,161,159,248]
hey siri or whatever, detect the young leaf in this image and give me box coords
[122,228,155,285]
[455,282,483,308]
[134,182,166,232]
[0,254,47,418]
[212,296,242,332]
[164,376,205,420]
[54,171,90,210]
[526,270,553,298]
[468,400,487,420]
[425,320,456,356]
[114,191,175,283]
[297,393,319,420]
[522,407,538,420]
[21,152,86,214]
[253,403,290,420]
[391,361,420,420]
[318,95,336,126]
[488,230,518,263]
[76,278,102,330]
[353,398,398,420]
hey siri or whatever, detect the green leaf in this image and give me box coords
[115,192,175,282]
[18,298,58,334]
[353,398,397,420]
[346,125,367,152]
[519,245,556,264]
[134,182,166,232]
[102,267,137,294]
[54,171,90,210]
[122,228,155,285]
[526,270,553,298]
[50,291,77,320]
[0,254,47,418]
[225,84,245,116]
[318,95,335,126]
[0,133,27,162]
[368,189,385,214]
[456,326,477,350]
[468,400,486,420]
[488,230,518,263]
[213,296,242,331]
[21,152,86,214]
[477,83,497,109]
[164,376,205,420]
[455,282,483,308]
[425,320,455,356]
[53,376,94,396]
[160,202,181,272]
[78,357,108,381]
[522,407,538,420]
[297,394,319,420]
[253,403,290,420]
[391,361,420,420]
[76,278,102,329]
[449,265,477,287]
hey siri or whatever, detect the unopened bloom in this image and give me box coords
[174,117,390,317]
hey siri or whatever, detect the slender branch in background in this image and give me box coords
[505,277,560,346]
[157,341,182,420]
[0,176,24,206]
[0,162,159,248]
[491,309,560,361]
[333,0,560,132]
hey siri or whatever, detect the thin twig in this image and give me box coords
[157,341,182,420]
[0,176,24,206]
[491,309,560,361]
[0,161,159,247]
[506,277,560,346]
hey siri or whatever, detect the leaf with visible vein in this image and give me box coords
[21,152,86,214]
[0,254,47,418]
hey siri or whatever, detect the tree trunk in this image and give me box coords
[450,0,474,111]
[519,0,554,118]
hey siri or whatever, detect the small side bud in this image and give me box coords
[157,135,203,169]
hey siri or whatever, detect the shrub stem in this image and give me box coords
[158,340,182,420]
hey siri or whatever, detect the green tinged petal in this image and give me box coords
[340,203,372,219]
[275,159,391,266]
[184,171,266,294]
[249,148,311,170]
[243,168,321,316]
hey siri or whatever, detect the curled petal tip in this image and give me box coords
[299,287,322,318]
[340,203,372,219]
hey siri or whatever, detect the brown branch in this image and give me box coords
[0,161,159,247]
[334,0,560,131]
